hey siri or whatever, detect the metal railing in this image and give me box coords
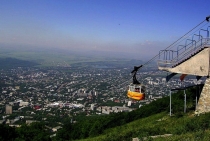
[157,27,210,68]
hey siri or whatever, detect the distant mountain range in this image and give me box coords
[0,45,146,67]
[0,58,39,69]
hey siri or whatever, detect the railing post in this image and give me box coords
[200,29,209,46]
[170,90,172,116]
[185,39,196,51]
[200,29,209,38]
[207,26,210,37]
[177,45,186,61]
[193,34,203,47]
[196,84,198,109]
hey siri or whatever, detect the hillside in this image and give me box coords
[77,112,210,141]
[0,58,39,69]
[54,86,210,141]
[73,87,210,141]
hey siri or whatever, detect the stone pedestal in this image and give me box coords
[195,78,210,114]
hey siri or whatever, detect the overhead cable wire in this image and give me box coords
[167,22,210,52]
[136,16,210,81]
[142,16,210,67]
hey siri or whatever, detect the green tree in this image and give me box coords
[0,124,17,141]
[16,122,51,141]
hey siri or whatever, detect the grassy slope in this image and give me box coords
[77,112,210,141]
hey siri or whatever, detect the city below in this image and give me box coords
[0,61,205,134]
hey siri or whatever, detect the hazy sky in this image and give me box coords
[0,0,210,59]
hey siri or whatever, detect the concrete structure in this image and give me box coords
[19,101,29,106]
[52,126,62,132]
[195,78,210,114]
[26,120,38,125]
[5,104,12,114]
[90,104,95,110]
[158,47,210,76]
[127,101,132,106]
[158,43,210,114]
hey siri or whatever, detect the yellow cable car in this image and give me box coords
[127,65,145,100]
[127,84,145,100]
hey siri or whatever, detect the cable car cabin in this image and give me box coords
[127,84,145,100]
[127,65,145,100]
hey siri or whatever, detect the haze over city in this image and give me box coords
[0,0,210,60]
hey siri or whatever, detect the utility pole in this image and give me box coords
[184,90,186,113]
[170,90,172,116]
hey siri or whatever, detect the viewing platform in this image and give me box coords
[157,37,210,77]
[157,26,210,114]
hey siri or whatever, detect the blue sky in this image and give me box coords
[0,0,210,59]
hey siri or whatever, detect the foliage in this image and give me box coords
[0,124,17,141]
[77,112,210,141]
[15,122,51,141]
[0,122,52,141]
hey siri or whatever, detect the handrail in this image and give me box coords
[199,29,209,38]
[157,37,210,68]
[185,39,196,49]
[192,34,203,46]
[207,26,210,37]
[157,24,210,69]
